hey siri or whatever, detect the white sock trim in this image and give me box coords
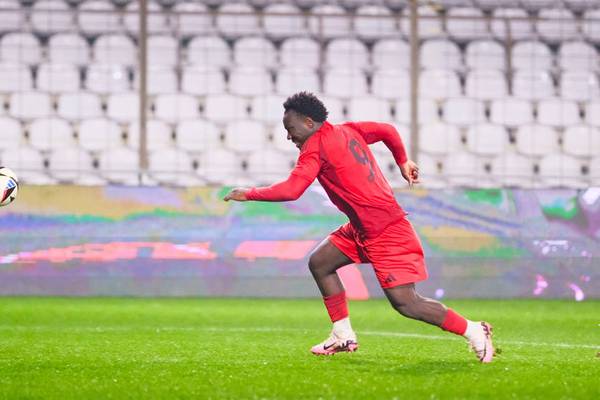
[333,317,353,335]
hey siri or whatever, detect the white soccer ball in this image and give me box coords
[0,166,19,207]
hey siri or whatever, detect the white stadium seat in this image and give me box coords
[198,148,242,184]
[186,36,231,67]
[263,3,305,39]
[491,152,535,187]
[537,8,580,43]
[154,94,199,123]
[172,2,212,37]
[491,8,534,41]
[372,39,410,70]
[444,152,488,187]
[148,35,179,67]
[48,147,95,182]
[216,2,261,39]
[224,120,267,153]
[320,95,345,124]
[562,125,600,157]
[538,153,585,188]
[251,95,286,123]
[537,98,581,128]
[420,39,462,71]
[465,69,507,100]
[9,92,52,120]
[323,68,368,98]
[420,69,462,100]
[489,97,534,127]
[395,99,439,125]
[229,67,273,96]
[308,4,352,39]
[106,92,139,123]
[78,0,121,37]
[98,146,139,185]
[590,156,600,185]
[28,117,75,150]
[446,7,489,41]
[520,0,566,11]
[36,63,81,93]
[246,149,296,183]
[513,70,555,100]
[276,67,319,95]
[0,33,42,65]
[419,123,463,155]
[466,123,510,156]
[511,41,553,71]
[30,0,75,34]
[582,9,600,44]
[465,40,506,71]
[181,66,226,96]
[326,38,370,69]
[443,97,486,126]
[233,37,277,68]
[0,117,23,150]
[0,146,50,184]
[93,34,137,66]
[128,119,173,150]
[558,41,599,72]
[123,1,170,35]
[176,119,222,153]
[0,63,32,93]
[585,101,600,126]
[560,71,600,101]
[347,97,393,122]
[78,117,124,152]
[57,92,103,121]
[148,148,195,183]
[515,124,560,156]
[415,152,445,188]
[401,6,443,39]
[135,66,177,95]
[0,0,24,33]
[354,4,397,41]
[280,37,320,69]
[203,94,249,122]
[85,63,130,94]
[372,69,410,99]
[48,33,90,65]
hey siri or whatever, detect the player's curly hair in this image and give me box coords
[283,92,328,122]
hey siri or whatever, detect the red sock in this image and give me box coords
[440,308,468,336]
[323,291,348,322]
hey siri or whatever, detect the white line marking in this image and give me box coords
[0,325,598,350]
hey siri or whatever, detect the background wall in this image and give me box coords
[1,185,598,299]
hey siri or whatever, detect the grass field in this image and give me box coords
[0,298,598,399]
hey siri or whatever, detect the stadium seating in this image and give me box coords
[98,146,140,185]
[2,0,598,188]
[48,147,97,183]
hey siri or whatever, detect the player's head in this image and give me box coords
[283,92,328,149]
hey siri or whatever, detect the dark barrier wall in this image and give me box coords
[0,186,598,299]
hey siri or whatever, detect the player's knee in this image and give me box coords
[308,253,326,276]
[390,298,420,319]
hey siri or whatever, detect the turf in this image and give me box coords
[0,298,598,399]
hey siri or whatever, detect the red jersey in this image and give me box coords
[246,121,409,239]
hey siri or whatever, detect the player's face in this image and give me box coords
[283,111,314,150]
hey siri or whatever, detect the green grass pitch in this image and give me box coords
[0,298,598,399]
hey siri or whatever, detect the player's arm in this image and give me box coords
[344,121,419,186]
[223,146,320,202]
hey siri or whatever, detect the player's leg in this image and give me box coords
[384,283,494,363]
[308,235,360,355]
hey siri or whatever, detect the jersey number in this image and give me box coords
[349,139,375,182]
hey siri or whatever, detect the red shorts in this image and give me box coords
[329,218,428,289]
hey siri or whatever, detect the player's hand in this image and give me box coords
[223,188,250,202]
[399,160,420,187]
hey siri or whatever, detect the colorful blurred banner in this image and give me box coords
[1,186,598,299]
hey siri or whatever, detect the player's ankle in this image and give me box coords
[333,316,353,336]
[463,320,481,340]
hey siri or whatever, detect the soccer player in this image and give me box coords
[223,92,495,363]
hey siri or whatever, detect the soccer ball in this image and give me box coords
[0,166,19,207]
